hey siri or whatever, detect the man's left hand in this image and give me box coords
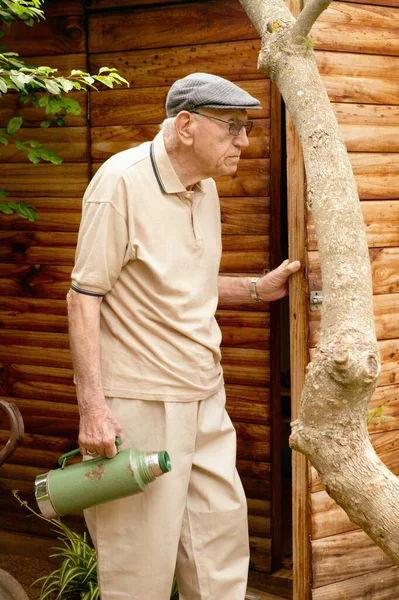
[256,259,301,302]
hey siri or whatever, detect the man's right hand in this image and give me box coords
[78,403,124,459]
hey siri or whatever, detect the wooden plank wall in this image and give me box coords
[0,0,279,577]
[0,0,89,542]
[303,0,399,597]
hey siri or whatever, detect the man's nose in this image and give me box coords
[233,127,249,148]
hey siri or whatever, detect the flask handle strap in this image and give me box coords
[58,436,122,468]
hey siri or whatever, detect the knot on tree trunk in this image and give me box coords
[324,328,380,388]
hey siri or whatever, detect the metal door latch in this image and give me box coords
[310,290,323,311]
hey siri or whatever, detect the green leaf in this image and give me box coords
[6,116,23,134]
[36,65,57,76]
[40,119,52,128]
[109,72,130,86]
[58,77,74,92]
[20,204,39,222]
[27,140,41,148]
[14,204,30,219]
[0,135,8,145]
[9,72,31,89]
[14,139,26,150]
[0,77,7,92]
[27,149,40,164]
[95,75,114,89]
[44,79,61,94]
[38,95,49,107]
[0,200,38,221]
[64,98,81,115]
[39,148,62,165]
[0,201,13,214]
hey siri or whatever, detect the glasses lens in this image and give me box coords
[245,121,253,135]
[229,120,253,136]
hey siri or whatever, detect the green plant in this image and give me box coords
[0,0,128,221]
[35,526,98,600]
[13,490,179,599]
[170,577,179,600]
[13,490,99,599]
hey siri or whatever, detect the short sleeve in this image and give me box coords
[71,180,133,296]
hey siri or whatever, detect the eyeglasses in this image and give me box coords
[190,111,253,136]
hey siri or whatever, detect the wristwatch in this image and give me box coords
[250,277,262,302]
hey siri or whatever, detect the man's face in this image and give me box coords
[190,108,250,179]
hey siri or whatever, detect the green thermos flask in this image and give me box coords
[34,440,171,518]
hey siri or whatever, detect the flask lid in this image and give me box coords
[158,451,171,474]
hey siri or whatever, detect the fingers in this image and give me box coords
[287,259,301,273]
[79,409,124,459]
[280,259,301,274]
[103,437,119,459]
[80,437,118,459]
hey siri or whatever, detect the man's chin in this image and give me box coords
[215,164,239,179]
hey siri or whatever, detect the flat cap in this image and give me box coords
[166,72,262,117]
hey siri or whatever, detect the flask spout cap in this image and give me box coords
[158,451,171,474]
[145,451,172,478]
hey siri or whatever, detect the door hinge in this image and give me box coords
[310,290,323,311]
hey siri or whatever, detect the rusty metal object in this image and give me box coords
[0,404,29,598]
[0,400,24,468]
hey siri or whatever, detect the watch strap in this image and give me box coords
[250,277,261,302]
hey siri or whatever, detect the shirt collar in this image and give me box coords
[150,131,204,195]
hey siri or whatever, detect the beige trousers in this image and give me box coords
[84,387,249,600]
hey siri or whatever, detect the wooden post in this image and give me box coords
[270,81,283,572]
[284,0,312,594]
[286,110,312,600]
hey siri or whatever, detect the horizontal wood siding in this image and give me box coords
[307,1,399,597]
[0,0,89,546]
[0,0,277,577]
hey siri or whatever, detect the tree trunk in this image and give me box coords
[239,0,399,564]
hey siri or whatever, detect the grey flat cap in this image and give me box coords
[166,73,262,117]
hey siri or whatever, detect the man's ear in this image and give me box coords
[175,111,194,146]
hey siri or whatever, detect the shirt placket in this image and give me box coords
[182,190,204,247]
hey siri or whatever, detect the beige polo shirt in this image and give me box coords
[71,131,223,401]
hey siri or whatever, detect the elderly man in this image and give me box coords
[68,73,300,600]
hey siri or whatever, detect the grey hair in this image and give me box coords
[159,116,180,149]
[159,117,176,135]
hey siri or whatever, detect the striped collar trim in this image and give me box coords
[150,131,203,195]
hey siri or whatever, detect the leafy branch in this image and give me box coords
[0,52,129,96]
[0,0,44,31]
[0,115,61,163]
[0,0,129,219]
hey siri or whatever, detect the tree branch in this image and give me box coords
[291,0,334,40]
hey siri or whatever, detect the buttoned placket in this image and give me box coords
[181,190,204,248]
